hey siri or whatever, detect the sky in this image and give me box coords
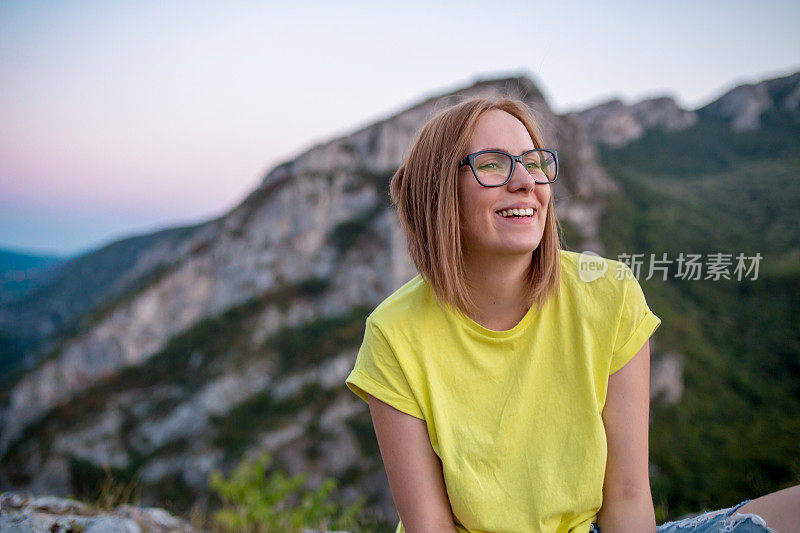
[1,0,798,258]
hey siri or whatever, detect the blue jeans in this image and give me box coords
[589,499,777,532]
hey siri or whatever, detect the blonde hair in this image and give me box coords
[389,96,563,318]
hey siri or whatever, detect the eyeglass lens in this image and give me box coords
[473,151,556,185]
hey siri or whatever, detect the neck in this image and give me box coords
[462,250,533,331]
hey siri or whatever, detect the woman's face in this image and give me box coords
[457,109,551,260]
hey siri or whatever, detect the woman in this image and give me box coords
[344,97,795,532]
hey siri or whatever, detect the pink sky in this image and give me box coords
[2,0,798,257]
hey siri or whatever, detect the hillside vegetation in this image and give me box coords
[596,108,800,518]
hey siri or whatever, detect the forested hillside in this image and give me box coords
[596,107,800,518]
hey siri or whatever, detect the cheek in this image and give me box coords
[457,186,479,221]
[457,198,482,241]
[461,196,488,232]
[540,185,552,204]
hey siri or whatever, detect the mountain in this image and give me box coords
[566,71,800,145]
[1,70,798,524]
[0,75,615,455]
[0,248,66,378]
[592,72,800,517]
[0,225,207,384]
[0,247,63,272]
[565,95,698,148]
[0,74,618,523]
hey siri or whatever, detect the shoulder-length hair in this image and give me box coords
[389,96,563,318]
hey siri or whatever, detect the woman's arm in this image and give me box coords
[596,340,658,533]
[368,394,458,533]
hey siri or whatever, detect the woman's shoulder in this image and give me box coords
[367,274,436,331]
[558,249,633,300]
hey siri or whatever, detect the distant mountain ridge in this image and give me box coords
[0,248,64,305]
[565,95,698,148]
[0,247,63,270]
[1,70,798,523]
[566,71,800,147]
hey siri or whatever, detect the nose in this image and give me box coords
[507,159,544,191]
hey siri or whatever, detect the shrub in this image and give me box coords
[208,451,364,532]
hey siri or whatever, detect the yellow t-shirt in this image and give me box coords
[345,249,662,533]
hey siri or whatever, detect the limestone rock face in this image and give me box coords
[565,96,698,148]
[699,71,800,131]
[650,352,685,407]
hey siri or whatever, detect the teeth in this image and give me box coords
[498,208,535,217]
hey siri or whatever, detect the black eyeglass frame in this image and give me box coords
[458,148,559,187]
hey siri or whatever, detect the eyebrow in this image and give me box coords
[479,147,538,153]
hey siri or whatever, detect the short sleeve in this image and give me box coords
[609,264,662,375]
[345,318,425,420]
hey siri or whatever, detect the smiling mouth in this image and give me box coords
[496,208,537,218]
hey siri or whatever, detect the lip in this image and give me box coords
[495,205,538,213]
[494,211,538,223]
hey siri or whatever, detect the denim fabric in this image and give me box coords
[589,499,777,532]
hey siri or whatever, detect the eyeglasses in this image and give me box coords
[458,148,558,187]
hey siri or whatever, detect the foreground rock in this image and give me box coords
[0,491,196,532]
[0,491,353,532]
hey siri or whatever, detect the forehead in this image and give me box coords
[466,109,534,153]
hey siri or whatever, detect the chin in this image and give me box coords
[504,236,543,252]
[496,243,541,255]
